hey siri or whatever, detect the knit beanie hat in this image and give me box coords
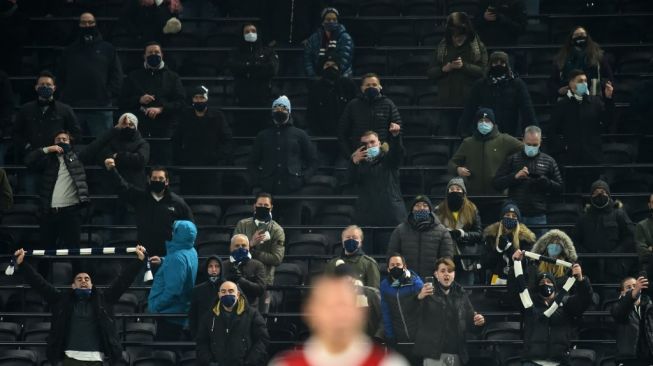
[590,179,611,196]
[163,17,182,34]
[501,202,521,221]
[272,95,291,113]
[536,272,557,290]
[191,85,209,99]
[489,51,509,65]
[475,107,496,123]
[412,195,434,211]
[321,7,339,20]
[446,177,467,195]
[118,112,138,129]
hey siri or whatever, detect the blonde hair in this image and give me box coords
[495,222,523,250]
[436,197,478,229]
[538,262,566,278]
[341,225,364,241]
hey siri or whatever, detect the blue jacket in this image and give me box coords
[379,270,423,342]
[303,24,354,77]
[148,220,199,324]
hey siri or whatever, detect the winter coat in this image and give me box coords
[324,251,381,289]
[189,255,224,340]
[148,220,199,325]
[460,75,536,137]
[481,222,536,281]
[493,150,563,216]
[248,119,318,194]
[14,100,81,155]
[307,76,358,136]
[576,200,635,253]
[527,229,580,290]
[229,39,279,106]
[357,285,384,339]
[413,282,480,363]
[474,0,527,46]
[196,296,269,366]
[448,126,523,195]
[90,127,150,189]
[234,218,286,285]
[349,135,407,226]
[338,95,402,157]
[58,32,123,106]
[548,94,614,164]
[380,270,424,343]
[303,24,354,77]
[610,293,653,360]
[427,36,488,106]
[0,168,12,211]
[635,217,653,268]
[435,200,484,267]
[387,213,455,279]
[19,259,143,364]
[174,108,233,165]
[222,258,267,309]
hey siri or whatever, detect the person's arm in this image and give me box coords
[563,275,593,316]
[547,157,563,194]
[150,256,189,312]
[107,166,143,204]
[252,224,285,267]
[366,257,381,289]
[635,223,653,264]
[386,225,402,257]
[215,111,233,164]
[380,289,396,341]
[516,78,538,127]
[196,315,214,364]
[107,48,124,98]
[161,74,186,115]
[303,33,318,77]
[448,142,467,175]
[495,1,527,34]
[300,130,318,180]
[459,209,483,245]
[63,105,82,142]
[385,134,404,169]
[427,47,445,80]
[238,262,266,298]
[245,310,271,366]
[602,91,616,133]
[176,197,194,222]
[438,228,455,259]
[118,74,142,112]
[24,148,49,171]
[337,102,354,158]
[77,128,116,164]
[116,140,150,170]
[492,155,519,191]
[16,258,60,304]
[460,41,487,78]
[103,250,146,303]
[251,47,279,79]
[614,210,635,253]
[338,32,354,76]
[0,168,13,211]
[388,99,402,125]
[609,290,636,322]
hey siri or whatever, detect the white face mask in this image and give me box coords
[244,32,257,43]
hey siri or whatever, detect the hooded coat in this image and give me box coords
[303,23,354,77]
[189,255,224,339]
[147,220,199,325]
[380,270,424,343]
[527,229,579,289]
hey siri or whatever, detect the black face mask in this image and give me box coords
[488,64,508,78]
[389,266,405,280]
[446,191,464,211]
[57,142,72,154]
[591,194,609,209]
[573,36,587,48]
[322,66,339,81]
[272,111,289,125]
[120,127,136,139]
[538,284,555,298]
[80,26,99,42]
[254,206,271,221]
[149,180,166,194]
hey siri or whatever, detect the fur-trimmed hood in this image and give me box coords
[583,199,623,213]
[531,229,577,262]
[483,222,536,243]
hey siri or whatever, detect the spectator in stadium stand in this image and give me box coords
[333,262,384,339]
[325,225,381,289]
[14,71,81,159]
[414,258,486,365]
[549,26,614,100]
[188,254,224,340]
[148,220,198,341]
[480,203,536,286]
[528,229,580,289]
[303,7,354,77]
[270,276,410,366]
[387,195,455,279]
[548,69,614,192]
[0,70,15,149]
[474,0,527,46]
[635,194,653,275]
[173,85,233,195]
[380,254,424,365]
[196,280,270,366]
[435,177,483,285]
[104,161,194,257]
[610,276,653,365]
[427,12,487,136]
[248,95,318,194]
[58,12,123,137]
[12,245,147,366]
[448,107,523,195]
[349,128,406,227]
[493,125,563,231]
[575,180,635,283]
[120,0,181,44]
[233,192,285,312]
[306,52,358,140]
[459,51,537,137]
[511,250,593,365]
[222,234,267,310]
[119,41,185,137]
[0,168,12,212]
[338,73,402,159]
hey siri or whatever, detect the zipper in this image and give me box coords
[396,289,410,340]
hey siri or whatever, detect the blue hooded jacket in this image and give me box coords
[379,269,424,342]
[148,220,198,324]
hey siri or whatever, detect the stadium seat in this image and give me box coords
[353,55,388,75]
[122,322,156,358]
[0,322,20,344]
[133,350,177,366]
[382,85,415,106]
[190,204,223,226]
[408,144,450,166]
[483,322,522,365]
[392,55,431,77]
[314,204,355,225]
[569,349,596,366]
[286,234,329,256]
[179,350,197,366]
[196,233,232,256]
[402,0,440,15]
[298,175,339,196]
[113,292,140,315]
[379,25,417,47]
[0,350,38,366]
[546,203,581,224]
[221,204,254,225]
[358,0,401,16]
[271,263,305,311]
[602,142,637,164]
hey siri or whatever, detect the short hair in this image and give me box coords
[361,130,379,139]
[144,41,162,50]
[567,69,586,82]
[619,277,636,291]
[435,257,455,272]
[341,225,364,241]
[53,130,73,142]
[387,253,407,267]
[149,166,169,180]
[231,234,249,246]
[360,73,381,85]
[255,192,273,204]
[37,70,56,84]
[524,125,542,137]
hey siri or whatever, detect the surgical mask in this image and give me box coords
[502,217,518,230]
[254,206,271,222]
[366,146,380,160]
[272,111,289,125]
[37,86,54,99]
[364,87,380,100]
[446,191,464,211]
[192,102,207,112]
[575,82,588,96]
[524,145,539,157]
[231,247,251,263]
[477,121,493,135]
[208,275,220,283]
[538,284,555,298]
[488,64,508,78]
[57,142,71,154]
[149,180,166,194]
[146,54,162,68]
[74,288,92,299]
[244,32,257,43]
[547,243,563,257]
[573,36,587,48]
[120,127,136,139]
[324,22,339,32]
[389,267,405,280]
[322,66,339,80]
[591,194,609,209]
[413,209,430,222]
[343,239,360,253]
[221,294,237,308]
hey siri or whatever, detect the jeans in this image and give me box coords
[521,214,547,238]
[76,110,114,137]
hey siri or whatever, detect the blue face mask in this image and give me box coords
[231,247,250,264]
[74,288,92,300]
[366,146,380,160]
[364,87,380,100]
[477,121,493,135]
[502,217,518,230]
[343,239,360,253]
[37,86,54,99]
[146,54,162,68]
[524,145,539,157]
[221,294,237,308]
[547,243,563,257]
[324,22,339,32]
[413,209,430,222]
[575,82,588,96]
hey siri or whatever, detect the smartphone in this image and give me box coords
[424,276,435,287]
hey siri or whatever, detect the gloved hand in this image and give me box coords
[228,267,242,283]
[449,229,464,240]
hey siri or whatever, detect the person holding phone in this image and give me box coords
[610,275,653,365]
[474,0,527,47]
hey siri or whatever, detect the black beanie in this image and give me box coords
[412,195,434,211]
[590,179,611,196]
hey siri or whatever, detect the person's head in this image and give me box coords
[219,281,240,309]
[619,277,641,304]
[537,272,556,301]
[191,85,209,113]
[253,192,273,221]
[149,166,169,194]
[523,125,542,158]
[387,253,407,270]
[35,71,56,100]
[434,258,456,288]
[648,193,653,211]
[79,12,96,28]
[144,42,163,68]
[556,26,602,69]
[475,107,495,135]
[360,131,380,150]
[360,73,382,99]
[320,53,340,80]
[271,95,291,125]
[321,7,339,30]
[341,225,363,254]
[116,113,138,138]
[445,12,474,46]
[304,276,365,351]
[567,69,588,96]
[72,272,93,289]
[230,234,250,252]
[590,179,611,209]
[53,131,71,146]
[444,177,467,212]
[488,51,510,78]
[242,23,258,43]
[411,195,433,223]
[501,203,521,231]
[207,257,221,277]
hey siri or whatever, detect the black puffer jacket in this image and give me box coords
[13,100,81,155]
[189,255,224,339]
[19,259,143,365]
[493,150,563,216]
[610,293,653,360]
[338,95,402,158]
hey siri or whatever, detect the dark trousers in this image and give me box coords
[156,319,185,342]
[62,357,103,366]
[39,206,82,250]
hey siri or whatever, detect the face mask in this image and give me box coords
[57,142,71,154]
[591,194,609,209]
[650,208,653,217]
[324,22,339,32]
[80,26,99,42]
[231,247,250,263]
[446,191,464,211]
[149,180,166,194]
[366,146,380,160]
[146,54,162,68]
[322,66,339,80]
[364,87,380,100]
[524,145,539,157]
[120,127,136,139]
[221,294,237,308]
[538,284,555,298]
[37,86,54,99]
[254,206,271,222]
[244,32,257,43]
[74,288,92,299]
[272,111,289,125]
[547,243,563,257]
[389,266,405,280]
[192,102,208,112]
[343,239,359,253]
[575,82,588,96]
[573,36,587,48]
[502,217,518,230]
[413,209,430,222]
[488,64,508,78]
[208,275,220,283]
[477,121,493,135]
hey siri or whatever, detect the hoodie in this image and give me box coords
[189,255,224,338]
[148,220,199,325]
